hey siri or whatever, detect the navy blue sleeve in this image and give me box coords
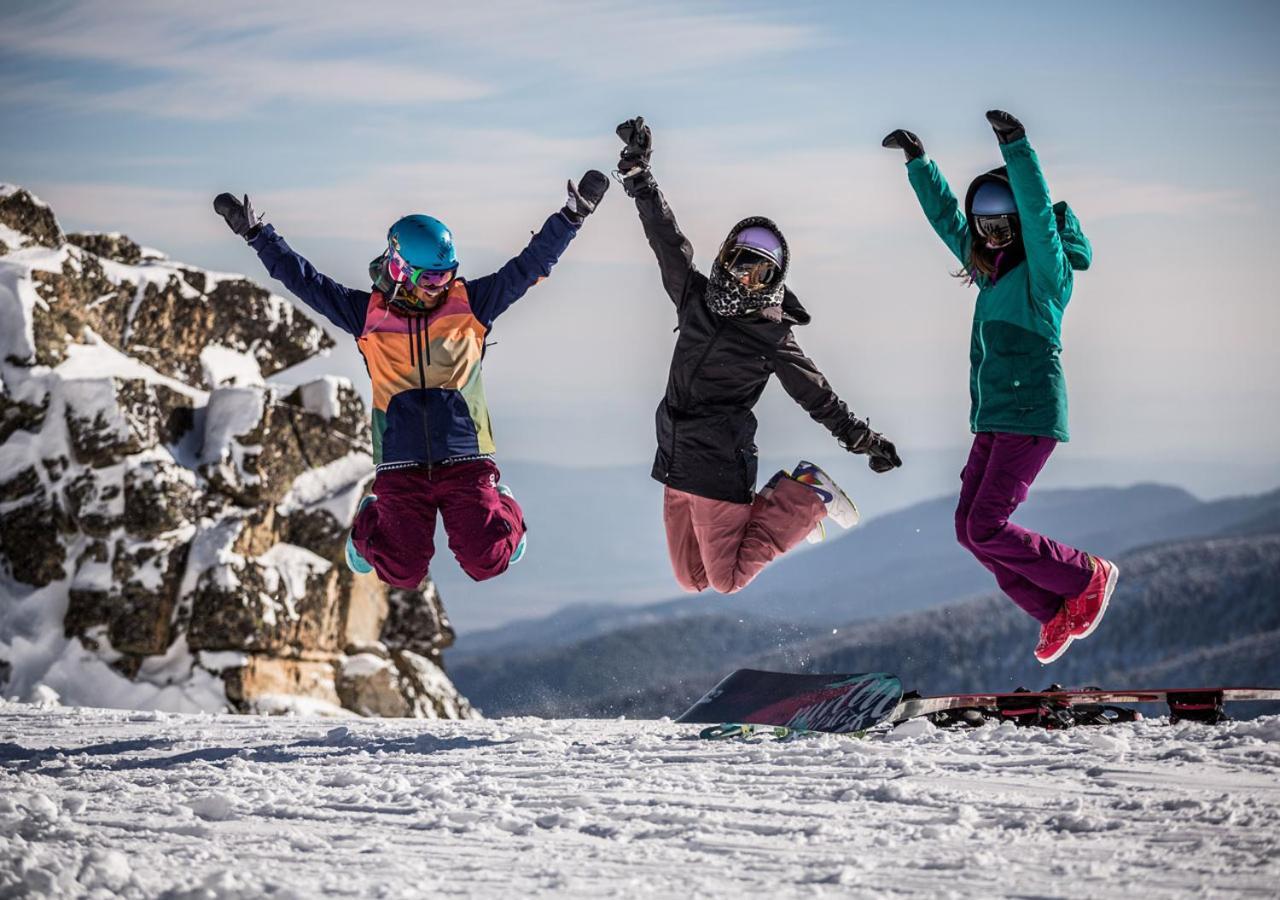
[467,211,580,328]
[249,224,370,337]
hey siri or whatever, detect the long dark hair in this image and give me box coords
[954,239,1002,283]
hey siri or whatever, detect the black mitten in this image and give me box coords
[563,169,610,224]
[839,419,903,474]
[616,116,652,175]
[881,129,925,161]
[213,192,262,240]
[985,110,1026,144]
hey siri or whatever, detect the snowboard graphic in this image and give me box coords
[677,669,903,736]
[888,686,1280,726]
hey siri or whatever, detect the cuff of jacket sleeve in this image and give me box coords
[998,136,1033,160]
[248,223,278,251]
[623,171,657,198]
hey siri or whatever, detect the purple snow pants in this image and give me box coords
[351,460,524,589]
[955,432,1093,624]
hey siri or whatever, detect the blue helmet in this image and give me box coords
[387,214,457,271]
[970,181,1016,216]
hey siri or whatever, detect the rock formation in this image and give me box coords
[0,183,474,718]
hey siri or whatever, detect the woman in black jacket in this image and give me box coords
[616,117,902,594]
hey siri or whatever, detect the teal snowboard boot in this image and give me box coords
[496,484,527,565]
[345,495,377,575]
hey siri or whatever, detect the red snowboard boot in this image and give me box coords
[1033,605,1074,664]
[1066,556,1119,640]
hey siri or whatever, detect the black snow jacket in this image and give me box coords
[628,175,867,504]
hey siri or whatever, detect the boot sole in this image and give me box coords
[827,482,861,529]
[1035,633,1074,665]
[1074,561,1119,641]
[793,461,860,529]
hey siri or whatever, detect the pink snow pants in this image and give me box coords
[664,474,825,595]
[352,459,524,589]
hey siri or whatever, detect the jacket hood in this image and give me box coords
[965,167,1091,272]
[705,215,793,319]
[718,215,791,282]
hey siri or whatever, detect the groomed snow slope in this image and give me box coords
[3,704,1278,898]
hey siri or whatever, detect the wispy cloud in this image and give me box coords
[1051,173,1248,220]
[0,1,819,120]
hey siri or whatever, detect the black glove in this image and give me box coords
[616,116,653,177]
[213,192,262,240]
[562,170,610,224]
[985,109,1025,144]
[881,129,925,161]
[839,420,903,474]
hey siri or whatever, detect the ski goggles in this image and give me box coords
[386,248,456,291]
[974,214,1017,249]
[719,246,779,291]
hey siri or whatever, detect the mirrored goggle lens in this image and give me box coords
[387,250,453,289]
[723,248,778,290]
[975,215,1014,240]
[411,268,454,289]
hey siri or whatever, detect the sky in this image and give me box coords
[2,0,1278,488]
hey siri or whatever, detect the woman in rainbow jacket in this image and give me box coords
[213,170,608,589]
[616,117,902,596]
[883,110,1117,664]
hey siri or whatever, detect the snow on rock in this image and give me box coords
[1,706,1278,898]
[198,386,266,469]
[0,183,467,722]
[199,344,264,389]
[298,375,346,420]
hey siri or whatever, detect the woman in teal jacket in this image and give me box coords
[883,110,1117,664]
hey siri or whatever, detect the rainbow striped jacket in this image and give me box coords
[250,211,579,469]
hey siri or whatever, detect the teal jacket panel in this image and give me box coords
[906,139,1091,442]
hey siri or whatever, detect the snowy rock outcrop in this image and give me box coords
[0,183,474,718]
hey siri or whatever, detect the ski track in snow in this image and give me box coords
[2,704,1278,898]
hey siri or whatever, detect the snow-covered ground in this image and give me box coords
[2,703,1278,898]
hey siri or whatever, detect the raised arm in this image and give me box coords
[772,331,902,473]
[617,117,699,307]
[467,169,607,328]
[883,129,971,267]
[249,225,369,337]
[466,211,577,328]
[987,110,1069,302]
[214,193,369,337]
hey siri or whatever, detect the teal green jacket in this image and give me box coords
[906,138,1091,442]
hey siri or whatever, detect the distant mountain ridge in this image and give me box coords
[430,454,1280,633]
[450,488,1280,718]
[452,483,1280,661]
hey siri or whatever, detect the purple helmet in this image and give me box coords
[729,225,784,267]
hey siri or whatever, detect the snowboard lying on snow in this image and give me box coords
[676,668,1280,739]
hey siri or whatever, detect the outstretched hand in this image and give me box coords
[840,419,903,474]
[865,435,902,473]
[563,170,610,224]
[213,192,261,240]
[881,129,924,161]
[616,116,652,175]
[985,110,1025,144]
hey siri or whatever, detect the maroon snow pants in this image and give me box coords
[955,432,1093,624]
[351,459,524,589]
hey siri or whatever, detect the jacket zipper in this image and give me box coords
[973,320,986,430]
[670,318,725,474]
[411,316,434,473]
